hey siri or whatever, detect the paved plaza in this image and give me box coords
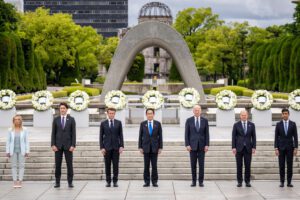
[0,180,300,200]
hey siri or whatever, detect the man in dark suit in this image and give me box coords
[275,108,298,187]
[232,110,256,187]
[51,102,76,188]
[100,107,124,187]
[185,105,209,187]
[138,108,163,187]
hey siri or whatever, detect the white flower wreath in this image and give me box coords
[289,89,300,111]
[105,90,127,110]
[68,90,90,111]
[178,88,200,108]
[32,90,53,111]
[0,89,16,110]
[215,90,237,110]
[251,90,273,110]
[142,90,164,110]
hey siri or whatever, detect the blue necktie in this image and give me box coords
[284,121,288,136]
[149,122,153,136]
[243,122,247,135]
[196,118,200,132]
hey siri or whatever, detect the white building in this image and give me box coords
[4,0,23,12]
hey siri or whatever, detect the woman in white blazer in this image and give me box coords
[6,115,30,188]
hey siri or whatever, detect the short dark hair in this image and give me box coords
[59,102,68,109]
[146,108,155,115]
[282,108,289,114]
[107,107,116,113]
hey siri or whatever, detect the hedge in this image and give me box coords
[210,86,249,96]
[62,86,100,96]
[52,90,68,98]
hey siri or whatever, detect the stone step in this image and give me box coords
[0,156,289,163]
[1,168,295,175]
[1,173,298,181]
[0,151,284,158]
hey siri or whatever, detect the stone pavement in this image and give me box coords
[0,180,300,200]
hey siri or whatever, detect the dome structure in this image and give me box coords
[138,2,173,25]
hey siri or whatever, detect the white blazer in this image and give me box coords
[6,127,30,156]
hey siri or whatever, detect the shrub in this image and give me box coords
[16,94,32,101]
[210,86,249,96]
[95,76,105,84]
[62,86,100,96]
[237,79,250,87]
[70,82,82,86]
[52,90,68,98]
[272,93,288,100]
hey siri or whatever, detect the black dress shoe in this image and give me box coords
[237,183,242,187]
[152,183,158,187]
[68,183,74,188]
[190,182,196,187]
[199,183,204,187]
[279,182,284,187]
[143,183,150,187]
[54,183,60,188]
[245,183,251,187]
[106,183,111,187]
[287,183,293,187]
[113,182,118,187]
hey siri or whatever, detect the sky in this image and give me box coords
[128,0,297,27]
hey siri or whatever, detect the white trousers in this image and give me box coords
[10,153,25,181]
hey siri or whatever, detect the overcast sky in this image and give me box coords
[129,0,296,27]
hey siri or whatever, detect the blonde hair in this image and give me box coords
[12,115,24,131]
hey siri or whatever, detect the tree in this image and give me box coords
[127,53,145,82]
[173,7,223,54]
[98,37,119,70]
[0,0,19,32]
[19,8,101,85]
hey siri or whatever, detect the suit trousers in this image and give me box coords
[236,147,252,183]
[190,150,205,183]
[279,148,294,184]
[55,146,73,183]
[143,147,158,184]
[104,149,120,183]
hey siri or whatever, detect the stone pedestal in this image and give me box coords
[115,109,126,126]
[179,107,192,127]
[251,108,272,127]
[144,109,162,122]
[289,108,300,126]
[0,107,16,128]
[70,109,89,128]
[33,109,53,128]
[216,109,235,127]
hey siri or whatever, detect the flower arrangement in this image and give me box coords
[178,88,200,108]
[142,90,164,110]
[32,90,53,111]
[68,90,90,111]
[289,89,300,111]
[215,90,237,110]
[105,90,127,110]
[0,89,16,110]
[251,90,273,110]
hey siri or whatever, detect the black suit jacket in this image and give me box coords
[51,115,76,149]
[138,120,163,154]
[99,119,124,151]
[274,120,298,150]
[185,116,209,150]
[232,121,256,153]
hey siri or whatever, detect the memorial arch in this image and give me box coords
[100,21,206,103]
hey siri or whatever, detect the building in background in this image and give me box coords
[24,0,128,37]
[139,2,173,84]
[4,0,24,12]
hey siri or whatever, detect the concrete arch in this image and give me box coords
[100,21,206,103]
